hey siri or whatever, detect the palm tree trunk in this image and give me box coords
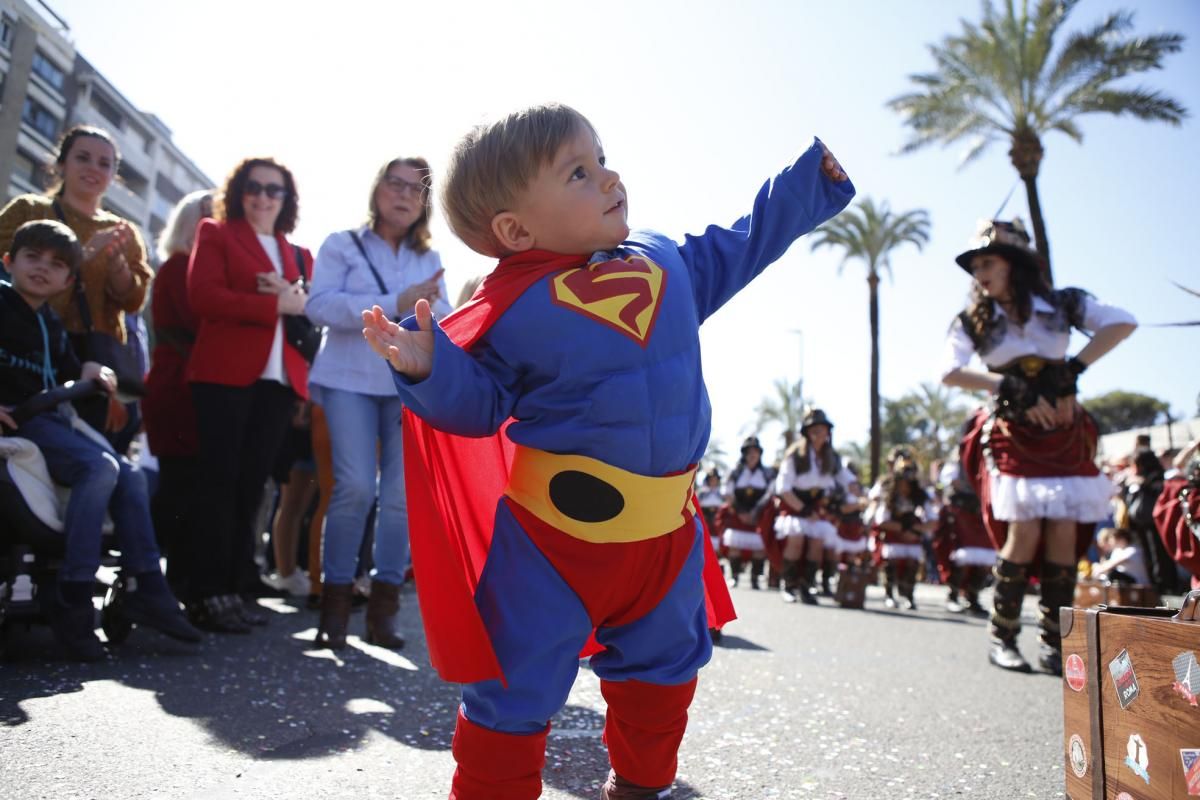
[1009,129,1053,284]
[868,271,881,484]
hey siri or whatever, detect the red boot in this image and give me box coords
[600,677,697,791]
[449,708,548,800]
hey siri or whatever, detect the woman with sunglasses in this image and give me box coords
[184,157,312,632]
[305,157,450,649]
[0,125,152,447]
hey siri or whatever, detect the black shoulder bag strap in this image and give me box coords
[348,230,389,294]
[51,200,97,335]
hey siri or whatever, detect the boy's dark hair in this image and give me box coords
[442,103,597,257]
[9,219,82,276]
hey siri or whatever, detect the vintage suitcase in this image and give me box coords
[1075,579,1163,610]
[1061,590,1200,799]
[834,563,869,609]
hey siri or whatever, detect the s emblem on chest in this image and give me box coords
[550,255,666,346]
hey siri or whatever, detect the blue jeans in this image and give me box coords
[17,412,160,583]
[319,387,408,586]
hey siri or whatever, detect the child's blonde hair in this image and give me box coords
[441,103,595,257]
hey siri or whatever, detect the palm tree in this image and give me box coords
[751,377,805,454]
[810,198,931,484]
[888,0,1186,280]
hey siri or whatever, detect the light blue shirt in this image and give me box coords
[306,225,452,397]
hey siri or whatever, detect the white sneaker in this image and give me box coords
[260,570,311,597]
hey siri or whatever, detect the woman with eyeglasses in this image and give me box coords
[0,125,153,448]
[305,156,450,649]
[184,157,313,633]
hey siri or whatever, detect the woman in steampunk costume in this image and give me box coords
[869,451,932,610]
[716,436,774,589]
[942,219,1136,674]
[773,410,860,604]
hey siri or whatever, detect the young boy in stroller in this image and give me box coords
[0,219,199,660]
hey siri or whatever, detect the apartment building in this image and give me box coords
[0,0,212,247]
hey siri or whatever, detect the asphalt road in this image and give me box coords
[1,579,1086,799]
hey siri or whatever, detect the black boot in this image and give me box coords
[820,558,836,597]
[946,565,965,612]
[798,560,819,605]
[1037,562,1077,676]
[780,559,801,603]
[989,559,1032,672]
[749,558,765,591]
[965,567,989,616]
[121,571,203,642]
[727,557,744,589]
[883,562,898,609]
[51,580,106,662]
[898,561,918,610]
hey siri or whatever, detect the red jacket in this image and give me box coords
[143,252,198,456]
[185,218,310,398]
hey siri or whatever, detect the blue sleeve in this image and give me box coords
[390,318,519,437]
[681,137,855,323]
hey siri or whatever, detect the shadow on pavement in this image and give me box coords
[713,634,769,651]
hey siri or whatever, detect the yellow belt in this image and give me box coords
[504,445,696,543]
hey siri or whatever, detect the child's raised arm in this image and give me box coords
[363,301,434,380]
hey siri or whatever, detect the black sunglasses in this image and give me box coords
[244,180,289,200]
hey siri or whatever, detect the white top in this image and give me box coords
[1107,545,1150,585]
[257,233,288,386]
[775,449,856,495]
[941,291,1135,376]
[697,486,725,509]
[871,496,936,527]
[725,464,772,498]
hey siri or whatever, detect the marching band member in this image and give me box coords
[717,437,773,589]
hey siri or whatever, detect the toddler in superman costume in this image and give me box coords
[362,103,855,799]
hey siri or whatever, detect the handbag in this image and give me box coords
[282,244,322,363]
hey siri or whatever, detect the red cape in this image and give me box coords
[1153,478,1200,585]
[402,250,736,685]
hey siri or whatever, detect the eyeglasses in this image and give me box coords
[381,175,428,197]
[244,180,289,200]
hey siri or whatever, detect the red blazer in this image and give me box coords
[143,252,198,456]
[185,218,310,399]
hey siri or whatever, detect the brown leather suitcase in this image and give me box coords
[1060,591,1200,799]
[834,563,869,609]
[1074,579,1163,610]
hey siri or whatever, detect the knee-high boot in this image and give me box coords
[727,556,744,588]
[600,677,696,796]
[749,558,765,590]
[946,564,964,611]
[450,709,548,800]
[780,558,802,603]
[883,562,898,608]
[897,561,918,610]
[1037,562,1077,676]
[965,566,989,616]
[799,559,820,605]
[989,558,1032,672]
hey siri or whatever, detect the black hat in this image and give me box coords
[800,409,833,435]
[740,436,762,454]
[954,218,1046,276]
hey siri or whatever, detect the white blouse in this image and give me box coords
[941,290,1135,376]
[775,449,856,495]
[256,233,289,387]
[724,465,772,498]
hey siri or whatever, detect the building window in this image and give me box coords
[91,92,124,131]
[154,173,183,205]
[0,16,15,49]
[31,50,66,91]
[13,150,43,186]
[21,97,60,141]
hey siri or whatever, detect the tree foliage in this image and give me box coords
[1082,390,1169,434]
[880,382,986,471]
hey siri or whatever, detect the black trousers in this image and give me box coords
[152,454,199,600]
[190,380,295,599]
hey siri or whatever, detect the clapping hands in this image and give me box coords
[362,300,433,380]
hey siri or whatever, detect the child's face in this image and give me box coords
[508,125,629,254]
[5,246,74,306]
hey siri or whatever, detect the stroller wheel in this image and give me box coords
[101,580,132,645]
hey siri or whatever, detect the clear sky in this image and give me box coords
[48,0,1200,464]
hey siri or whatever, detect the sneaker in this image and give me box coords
[260,569,311,598]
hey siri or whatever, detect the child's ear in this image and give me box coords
[1,253,9,268]
[490,211,535,253]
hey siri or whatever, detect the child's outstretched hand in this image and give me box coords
[363,300,434,380]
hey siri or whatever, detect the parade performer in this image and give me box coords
[870,453,932,610]
[942,219,1136,674]
[773,409,860,604]
[932,471,993,615]
[696,466,726,565]
[361,103,854,799]
[1153,456,1200,590]
[716,436,774,590]
[832,460,869,566]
